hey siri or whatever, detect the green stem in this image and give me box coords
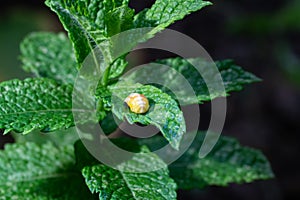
[101,64,111,86]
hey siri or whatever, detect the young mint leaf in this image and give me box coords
[166,132,274,189]
[81,146,177,200]
[45,0,134,66]
[108,55,128,79]
[129,58,261,104]
[108,0,213,77]
[134,0,211,27]
[45,0,212,81]
[95,85,113,111]
[0,142,95,199]
[0,78,75,134]
[133,0,211,39]
[105,5,135,36]
[111,83,186,150]
[20,32,77,84]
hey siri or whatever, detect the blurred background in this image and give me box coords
[0,0,299,199]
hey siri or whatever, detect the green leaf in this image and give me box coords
[45,0,134,66]
[20,32,77,84]
[45,0,212,81]
[163,132,274,189]
[111,83,186,150]
[134,0,211,37]
[129,58,261,104]
[0,142,95,199]
[95,85,113,111]
[0,78,75,134]
[108,55,128,79]
[104,4,135,37]
[12,127,79,147]
[108,0,212,75]
[81,147,177,200]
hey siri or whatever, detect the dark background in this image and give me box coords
[1,0,299,199]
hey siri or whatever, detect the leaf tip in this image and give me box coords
[170,142,180,151]
[3,129,11,135]
[204,1,213,6]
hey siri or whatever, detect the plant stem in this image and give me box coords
[101,64,111,86]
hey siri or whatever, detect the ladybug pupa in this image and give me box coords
[124,93,150,114]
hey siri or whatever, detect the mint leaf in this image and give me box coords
[20,32,77,84]
[167,132,274,189]
[111,83,186,150]
[82,147,177,200]
[108,55,128,79]
[95,85,113,112]
[12,127,79,147]
[45,0,134,66]
[104,5,135,36]
[216,59,261,93]
[0,78,75,134]
[45,0,212,81]
[0,142,95,199]
[134,0,211,38]
[108,0,212,73]
[130,58,261,104]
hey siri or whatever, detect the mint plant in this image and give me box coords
[0,0,274,199]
